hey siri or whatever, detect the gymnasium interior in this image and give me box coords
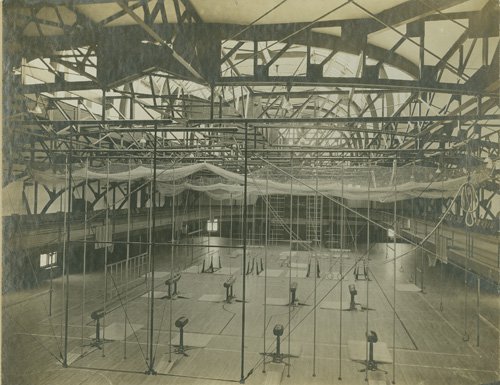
[2,1,499,384]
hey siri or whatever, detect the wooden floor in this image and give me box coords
[3,238,499,385]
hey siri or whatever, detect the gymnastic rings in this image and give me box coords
[460,183,478,228]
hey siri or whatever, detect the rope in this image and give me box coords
[247,244,376,375]
[107,272,149,367]
[152,282,171,363]
[384,180,478,265]
[4,310,63,364]
[257,156,444,268]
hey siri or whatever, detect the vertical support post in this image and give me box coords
[338,162,344,381]
[464,139,471,342]
[287,154,293,378]
[124,161,131,359]
[252,203,256,245]
[482,37,488,67]
[100,90,106,147]
[263,169,269,373]
[365,162,371,382]
[421,202,425,292]
[102,161,110,357]
[210,84,215,121]
[230,193,233,247]
[63,138,72,367]
[313,166,318,377]
[81,159,89,356]
[476,275,480,347]
[392,160,397,384]
[220,200,223,238]
[169,176,176,363]
[34,182,38,214]
[147,124,158,374]
[240,123,248,384]
[49,253,53,316]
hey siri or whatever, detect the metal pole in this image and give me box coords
[287,154,293,378]
[392,161,397,384]
[240,123,248,383]
[63,140,72,367]
[263,169,269,373]
[59,164,66,349]
[169,177,176,363]
[102,161,110,357]
[476,275,480,347]
[365,162,371,381]
[145,165,153,361]
[338,162,344,381]
[124,160,131,359]
[81,159,89,356]
[230,193,233,249]
[313,167,318,377]
[147,124,158,374]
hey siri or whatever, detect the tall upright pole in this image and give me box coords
[365,162,371,381]
[240,123,248,383]
[338,162,344,381]
[287,153,293,378]
[263,169,269,373]
[169,176,176,363]
[392,160,397,384]
[102,161,110,358]
[147,124,158,374]
[313,167,318,377]
[81,158,89,357]
[63,138,72,367]
[124,160,132,359]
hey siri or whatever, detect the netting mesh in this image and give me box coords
[29,162,491,202]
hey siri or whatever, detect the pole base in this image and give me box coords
[145,368,157,375]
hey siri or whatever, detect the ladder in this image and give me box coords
[269,195,286,244]
[306,195,321,247]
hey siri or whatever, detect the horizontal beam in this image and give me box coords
[37,147,460,154]
[19,114,499,128]
[216,77,497,96]
[5,0,117,5]
[252,125,418,137]
[97,127,238,133]
[22,81,99,93]
[252,89,406,97]
[188,114,500,125]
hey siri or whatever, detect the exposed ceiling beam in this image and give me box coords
[363,0,471,34]
[115,0,207,83]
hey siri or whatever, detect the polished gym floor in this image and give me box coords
[2,239,499,385]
